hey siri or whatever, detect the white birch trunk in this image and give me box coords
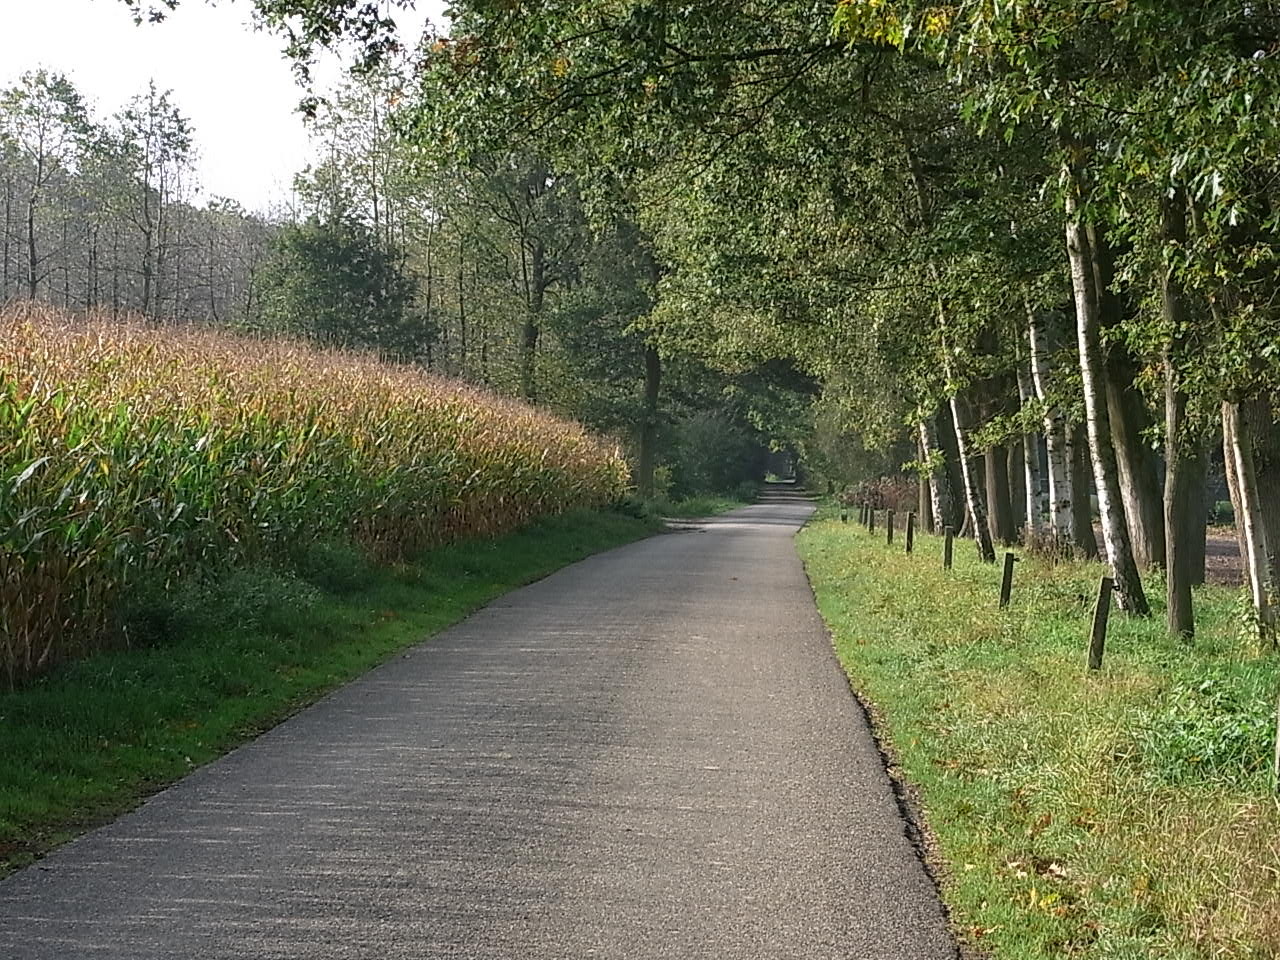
[1224,400,1274,630]
[1015,360,1044,536]
[949,393,997,563]
[1065,182,1149,614]
[1026,302,1074,539]
[918,417,948,534]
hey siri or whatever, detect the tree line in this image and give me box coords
[0,71,276,323]
[404,0,1279,642]
[92,0,1280,640]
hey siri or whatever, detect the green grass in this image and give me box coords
[0,508,658,876]
[655,493,751,517]
[797,504,1280,959]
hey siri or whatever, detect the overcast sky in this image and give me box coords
[0,0,449,212]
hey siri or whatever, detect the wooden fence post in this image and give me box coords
[999,552,1016,608]
[869,508,876,534]
[1087,576,1114,670]
[905,512,915,554]
[943,525,954,570]
[886,510,895,546]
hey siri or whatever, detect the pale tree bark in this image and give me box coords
[930,285,996,560]
[950,390,997,563]
[1087,221,1167,570]
[1224,400,1274,633]
[1015,358,1044,537]
[918,417,951,534]
[1026,302,1074,540]
[1064,168,1149,613]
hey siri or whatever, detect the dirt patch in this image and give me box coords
[1205,527,1243,587]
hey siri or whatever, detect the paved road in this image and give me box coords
[0,494,955,959]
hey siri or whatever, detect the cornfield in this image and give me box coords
[0,304,629,686]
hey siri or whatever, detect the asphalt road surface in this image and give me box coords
[0,493,956,959]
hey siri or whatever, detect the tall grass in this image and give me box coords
[0,304,628,685]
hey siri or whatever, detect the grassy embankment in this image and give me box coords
[798,504,1279,959]
[0,305,652,873]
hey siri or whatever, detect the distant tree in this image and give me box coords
[257,216,429,358]
[114,83,193,317]
[0,70,89,300]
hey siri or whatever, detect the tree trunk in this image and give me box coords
[985,442,1017,546]
[950,392,997,563]
[1224,410,1248,560]
[26,193,38,299]
[1248,395,1280,596]
[935,407,966,532]
[520,239,546,403]
[1065,171,1149,613]
[1015,359,1043,537]
[918,451,934,535]
[636,345,661,498]
[1165,374,1202,638]
[1087,221,1167,570]
[918,416,951,534]
[1008,440,1029,539]
[1161,188,1202,636]
[1224,400,1274,632]
[1070,423,1100,559]
[1106,353,1167,569]
[1026,302,1075,540]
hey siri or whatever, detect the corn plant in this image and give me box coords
[0,303,629,685]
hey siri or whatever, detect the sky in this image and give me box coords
[0,0,449,212]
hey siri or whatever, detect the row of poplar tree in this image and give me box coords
[0,71,275,323]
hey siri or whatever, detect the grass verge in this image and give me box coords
[0,508,657,876]
[655,493,751,518]
[797,504,1280,959]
